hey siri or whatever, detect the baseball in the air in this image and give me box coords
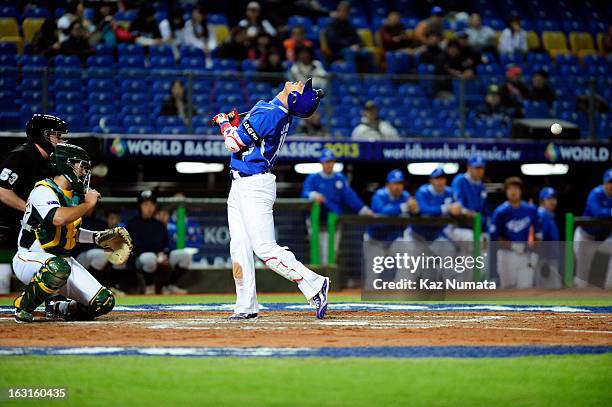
[550,123,562,135]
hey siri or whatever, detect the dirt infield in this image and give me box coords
[1,310,611,348]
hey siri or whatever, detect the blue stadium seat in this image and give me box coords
[20,91,42,104]
[54,55,81,67]
[89,105,116,115]
[19,55,47,66]
[55,92,81,104]
[121,93,150,105]
[0,42,17,55]
[179,46,205,59]
[127,125,155,134]
[89,114,117,128]
[150,45,174,58]
[118,43,145,58]
[150,56,179,70]
[89,92,115,105]
[160,125,187,135]
[120,79,148,94]
[19,77,42,91]
[181,56,206,71]
[55,104,85,116]
[114,10,137,22]
[23,8,50,19]
[50,78,81,92]
[0,6,18,18]
[287,15,313,32]
[87,67,114,78]
[118,55,145,69]
[523,101,550,118]
[208,14,228,25]
[211,59,238,71]
[87,55,113,68]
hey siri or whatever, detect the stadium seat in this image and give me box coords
[51,78,81,92]
[0,18,18,38]
[523,101,550,118]
[526,31,540,50]
[121,93,150,105]
[54,55,81,67]
[150,56,179,70]
[55,104,85,116]
[22,18,44,43]
[569,32,595,53]
[160,125,187,135]
[542,31,568,53]
[89,92,115,105]
[89,104,116,115]
[118,55,145,69]
[357,28,374,47]
[150,45,174,58]
[23,8,50,19]
[118,43,145,57]
[127,125,155,134]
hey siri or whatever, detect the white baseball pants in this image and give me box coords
[227,173,326,314]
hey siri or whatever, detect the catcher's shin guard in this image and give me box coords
[15,256,71,314]
[61,288,115,321]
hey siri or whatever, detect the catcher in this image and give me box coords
[12,143,132,323]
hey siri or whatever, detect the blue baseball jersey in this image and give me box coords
[582,185,612,240]
[489,201,541,241]
[412,184,455,240]
[231,97,291,176]
[538,207,560,241]
[451,172,488,226]
[367,187,410,241]
[301,171,366,221]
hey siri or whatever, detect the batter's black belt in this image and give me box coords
[230,169,271,181]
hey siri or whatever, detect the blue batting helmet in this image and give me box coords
[288,78,325,118]
[319,148,337,163]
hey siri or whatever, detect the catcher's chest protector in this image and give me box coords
[33,178,82,256]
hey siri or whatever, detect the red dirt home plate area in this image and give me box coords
[1,310,611,348]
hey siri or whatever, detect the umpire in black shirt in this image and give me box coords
[0,114,66,247]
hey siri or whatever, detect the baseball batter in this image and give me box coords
[213,79,329,320]
[12,143,132,323]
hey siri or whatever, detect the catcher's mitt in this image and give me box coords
[94,227,133,265]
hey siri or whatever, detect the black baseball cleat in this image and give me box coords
[44,295,68,319]
[228,313,258,321]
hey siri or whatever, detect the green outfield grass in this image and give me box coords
[1,293,611,306]
[0,354,610,406]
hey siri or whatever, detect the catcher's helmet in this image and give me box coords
[288,78,325,118]
[26,114,67,155]
[50,143,91,199]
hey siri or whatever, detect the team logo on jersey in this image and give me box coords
[46,201,60,205]
[336,180,343,189]
[506,216,531,233]
[242,120,260,143]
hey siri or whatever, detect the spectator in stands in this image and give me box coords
[238,1,277,39]
[411,168,462,242]
[380,10,415,51]
[455,31,481,67]
[295,0,330,20]
[130,4,163,46]
[466,13,495,54]
[498,16,527,55]
[324,1,361,62]
[58,0,94,43]
[215,26,250,60]
[476,85,514,125]
[351,101,400,141]
[288,46,328,90]
[127,190,190,295]
[417,31,444,67]
[258,48,285,86]
[160,80,188,123]
[283,25,313,62]
[296,110,327,137]
[59,20,96,65]
[442,39,475,79]
[91,2,117,46]
[529,69,556,107]
[415,6,444,45]
[183,5,217,57]
[500,66,529,115]
[602,25,612,55]
[573,169,612,288]
[248,32,273,62]
[490,177,541,288]
[302,149,374,264]
[159,8,186,46]
[31,18,61,58]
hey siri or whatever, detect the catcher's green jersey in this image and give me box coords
[18,178,82,257]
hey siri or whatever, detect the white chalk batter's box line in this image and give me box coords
[1,303,610,314]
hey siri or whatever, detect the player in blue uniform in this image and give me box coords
[537,187,562,288]
[213,79,330,319]
[573,169,612,288]
[411,168,462,241]
[449,154,488,242]
[490,177,541,288]
[367,169,418,241]
[302,148,373,264]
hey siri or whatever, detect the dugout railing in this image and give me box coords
[0,65,607,139]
